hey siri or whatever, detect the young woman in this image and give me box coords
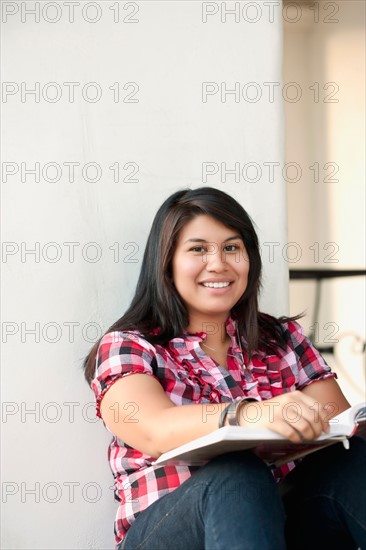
[83,187,366,550]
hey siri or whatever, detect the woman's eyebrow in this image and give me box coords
[183,235,242,244]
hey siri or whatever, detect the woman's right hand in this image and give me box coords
[237,390,331,443]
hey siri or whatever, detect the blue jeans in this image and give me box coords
[118,437,366,550]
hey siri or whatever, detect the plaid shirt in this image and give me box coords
[92,316,336,548]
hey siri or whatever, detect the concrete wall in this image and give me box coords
[2,2,286,548]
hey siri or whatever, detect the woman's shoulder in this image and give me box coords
[98,328,158,356]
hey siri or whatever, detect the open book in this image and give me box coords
[154,402,366,467]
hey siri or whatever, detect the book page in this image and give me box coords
[330,402,366,426]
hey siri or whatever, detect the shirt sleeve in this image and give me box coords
[91,331,158,419]
[284,320,337,389]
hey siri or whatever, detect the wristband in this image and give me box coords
[227,398,258,426]
[218,404,231,428]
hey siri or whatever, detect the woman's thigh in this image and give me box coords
[119,438,366,549]
[121,451,286,550]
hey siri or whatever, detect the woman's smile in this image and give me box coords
[199,280,234,293]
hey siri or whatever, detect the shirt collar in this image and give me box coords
[167,315,242,357]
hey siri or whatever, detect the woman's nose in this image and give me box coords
[204,245,227,271]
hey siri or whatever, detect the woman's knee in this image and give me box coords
[202,450,274,479]
[197,451,286,537]
[289,436,366,494]
[193,451,278,502]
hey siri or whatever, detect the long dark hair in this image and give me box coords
[83,187,300,385]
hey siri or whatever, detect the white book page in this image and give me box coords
[329,402,366,435]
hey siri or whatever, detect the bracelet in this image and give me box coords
[226,398,258,426]
[218,404,232,428]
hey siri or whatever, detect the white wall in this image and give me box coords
[2,2,286,549]
[284,1,366,404]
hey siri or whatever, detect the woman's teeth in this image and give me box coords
[202,282,231,288]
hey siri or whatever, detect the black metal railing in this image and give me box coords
[289,269,366,354]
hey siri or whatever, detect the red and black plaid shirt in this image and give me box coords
[92,316,336,548]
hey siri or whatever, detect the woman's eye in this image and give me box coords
[224,244,240,252]
[190,246,206,253]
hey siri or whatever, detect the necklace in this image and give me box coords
[201,342,218,352]
[201,341,239,360]
[201,342,235,357]
[201,328,247,365]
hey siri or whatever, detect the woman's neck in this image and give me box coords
[187,315,231,350]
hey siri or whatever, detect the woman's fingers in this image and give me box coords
[282,415,321,442]
[259,391,331,442]
[294,391,331,435]
[239,391,332,443]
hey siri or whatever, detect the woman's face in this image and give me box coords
[172,215,250,327]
